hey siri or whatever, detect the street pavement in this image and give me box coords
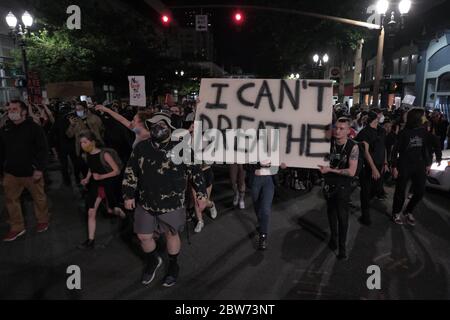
[1,164,449,300]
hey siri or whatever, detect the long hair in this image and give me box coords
[405,108,425,129]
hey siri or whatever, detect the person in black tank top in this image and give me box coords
[77,131,125,249]
[319,118,360,260]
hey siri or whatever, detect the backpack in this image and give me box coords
[100,148,123,172]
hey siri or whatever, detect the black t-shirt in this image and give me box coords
[324,138,354,186]
[356,125,386,166]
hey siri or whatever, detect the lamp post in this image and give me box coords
[5,11,33,93]
[372,0,411,108]
[312,53,329,79]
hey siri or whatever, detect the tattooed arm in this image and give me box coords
[318,144,359,177]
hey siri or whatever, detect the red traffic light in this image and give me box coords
[233,11,244,23]
[161,14,170,24]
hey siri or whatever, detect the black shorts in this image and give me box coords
[203,167,214,187]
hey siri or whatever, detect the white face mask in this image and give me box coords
[379,115,385,124]
[8,112,22,121]
[76,111,85,118]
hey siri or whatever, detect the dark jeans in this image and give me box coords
[359,164,384,223]
[58,147,82,184]
[326,184,351,253]
[392,163,427,215]
[250,175,275,235]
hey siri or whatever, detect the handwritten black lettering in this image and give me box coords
[205,83,229,109]
[306,124,329,158]
[254,80,276,112]
[237,83,255,107]
[308,82,332,112]
[286,124,306,155]
[279,80,300,110]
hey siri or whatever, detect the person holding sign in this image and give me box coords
[318,117,360,260]
[246,160,286,250]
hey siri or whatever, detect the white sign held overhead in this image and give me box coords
[196,15,208,31]
[195,78,333,169]
[128,76,146,107]
[402,94,416,105]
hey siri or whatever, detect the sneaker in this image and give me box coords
[77,239,95,250]
[337,252,348,260]
[328,239,337,251]
[142,256,163,285]
[209,203,217,219]
[194,220,204,233]
[376,194,388,201]
[114,207,126,219]
[3,229,26,242]
[232,192,239,206]
[258,234,267,250]
[162,263,179,288]
[36,223,49,233]
[358,216,372,226]
[239,196,245,210]
[393,213,403,225]
[404,213,416,226]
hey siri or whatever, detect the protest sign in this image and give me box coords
[128,76,146,106]
[194,78,333,168]
[402,95,416,106]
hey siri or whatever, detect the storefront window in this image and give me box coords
[393,58,399,75]
[400,56,409,75]
[410,54,418,74]
[438,72,450,92]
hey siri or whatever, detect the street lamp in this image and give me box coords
[372,0,411,107]
[4,11,34,95]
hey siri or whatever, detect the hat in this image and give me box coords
[145,112,176,130]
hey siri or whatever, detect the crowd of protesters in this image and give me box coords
[0,97,447,286]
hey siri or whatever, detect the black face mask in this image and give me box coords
[151,124,171,143]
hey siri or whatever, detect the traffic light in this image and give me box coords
[161,14,170,25]
[233,11,244,24]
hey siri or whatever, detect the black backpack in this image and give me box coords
[99,148,123,172]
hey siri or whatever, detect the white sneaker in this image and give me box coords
[233,193,239,206]
[194,220,204,233]
[209,203,217,219]
[239,197,245,210]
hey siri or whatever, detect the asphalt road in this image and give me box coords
[1,165,449,300]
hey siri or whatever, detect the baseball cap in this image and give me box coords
[145,112,176,130]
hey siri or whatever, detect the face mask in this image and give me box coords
[379,115,385,124]
[81,143,95,153]
[151,124,171,143]
[8,112,22,121]
[132,127,142,135]
[76,111,85,118]
[422,116,427,124]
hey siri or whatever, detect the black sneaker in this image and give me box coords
[404,213,416,226]
[258,234,267,250]
[77,239,95,250]
[162,263,179,288]
[337,252,348,260]
[328,239,338,251]
[358,216,372,226]
[142,256,163,285]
